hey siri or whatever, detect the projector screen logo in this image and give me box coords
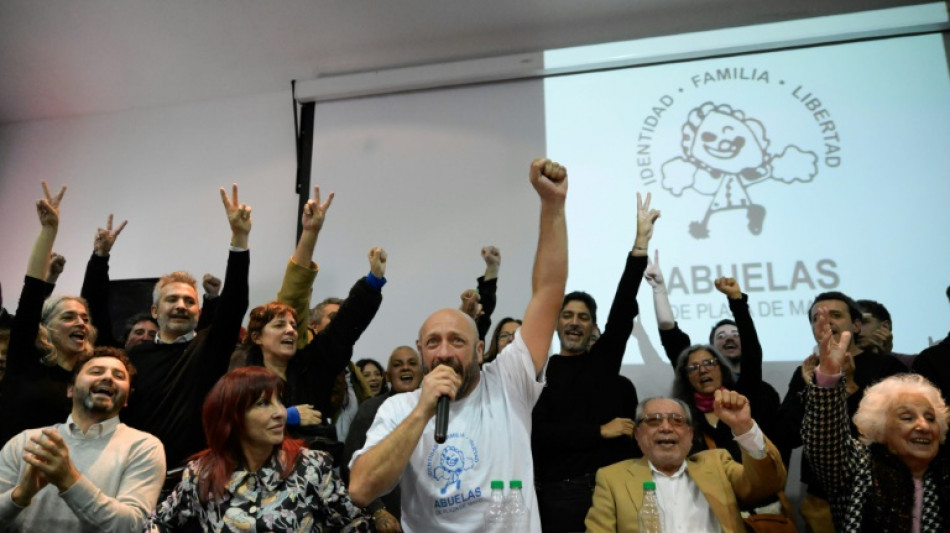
[661,102,817,238]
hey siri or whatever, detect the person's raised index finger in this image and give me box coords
[219,187,230,208]
[643,192,652,211]
[106,213,114,230]
[231,183,239,205]
[323,191,334,209]
[115,219,128,235]
[636,192,643,211]
[42,181,52,201]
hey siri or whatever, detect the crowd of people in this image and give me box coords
[0,159,947,532]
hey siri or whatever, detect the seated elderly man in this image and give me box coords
[0,347,166,531]
[585,390,785,533]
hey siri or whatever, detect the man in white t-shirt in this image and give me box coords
[349,158,569,533]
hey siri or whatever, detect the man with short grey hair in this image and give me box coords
[81,186,252,468]
[585,392,785,533]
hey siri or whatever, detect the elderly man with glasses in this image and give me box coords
[585,391,786,533]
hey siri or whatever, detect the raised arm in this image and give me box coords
[81,214,127,348]
[194,185,251,388]
[277,185,334,345]
[715,390,787,503]
[26,182,66,280]
[3,185,63,381]
[589,192,660,373]
[519,158,569,374]
[300,247,386,376]
[475,246,500,341]
[801,307,857,496]
[716,277,764,386]
[643,249,691,365]
[644,250,674,330]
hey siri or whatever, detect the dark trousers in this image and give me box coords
[536,472,596,533]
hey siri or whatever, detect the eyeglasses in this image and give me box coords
[715,331,740,340]
[498,333,515,342]
[685,359,719,374]
[637,413,688,427]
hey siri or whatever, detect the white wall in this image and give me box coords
[0,80,548,368]
[0,91,300,323]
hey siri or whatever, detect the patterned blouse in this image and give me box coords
[144,449,370,532]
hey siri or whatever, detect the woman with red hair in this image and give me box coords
[144,367,369,532]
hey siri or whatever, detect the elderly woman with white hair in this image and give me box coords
[803,306,950,532]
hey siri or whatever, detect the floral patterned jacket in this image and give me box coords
[144,449,370,532]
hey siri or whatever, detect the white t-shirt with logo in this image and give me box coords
[351,329,544,533]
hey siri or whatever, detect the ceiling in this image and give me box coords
[0,0,927,124]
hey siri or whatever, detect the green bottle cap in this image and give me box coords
[509,480,522,489]
[491,480,504,489]
[643,481,656,491]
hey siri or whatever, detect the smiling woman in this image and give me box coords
[145,367,370,532]
[804,373,950,532]
[0,183,103,445]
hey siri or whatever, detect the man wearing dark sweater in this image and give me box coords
[531,193,659,533]
[84,185,251,468]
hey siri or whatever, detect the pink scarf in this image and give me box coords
[693,387,726,413]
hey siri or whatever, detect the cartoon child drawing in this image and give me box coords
[660,102,818,238]
[432,445,475,494]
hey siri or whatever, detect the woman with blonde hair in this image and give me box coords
[0,183,100,444]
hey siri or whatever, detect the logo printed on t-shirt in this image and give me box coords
[426,433,480,493]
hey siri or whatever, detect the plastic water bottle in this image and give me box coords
[485,480,507,532]
[505,479,529,531]
[639,481,662,533]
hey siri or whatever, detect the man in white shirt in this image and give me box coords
[348,158,568,533]
[0,347,166,532]
[585,391,785,533]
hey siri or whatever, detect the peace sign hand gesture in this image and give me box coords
[36,181,67,228]
[93,214,128,257]
[220,183,252,247]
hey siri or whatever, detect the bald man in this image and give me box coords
[348,158,568,533]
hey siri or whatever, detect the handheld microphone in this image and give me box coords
[434,395,450,443]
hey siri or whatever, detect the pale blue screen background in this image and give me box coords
[545,33,950,363]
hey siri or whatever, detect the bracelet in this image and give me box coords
[633,246,648,251]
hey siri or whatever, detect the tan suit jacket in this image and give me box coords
[585,438,786,533]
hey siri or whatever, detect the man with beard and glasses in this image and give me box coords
[0,347,165,532]
[530,192,659,533]
[348,158,568,533]
[82,185,251,469]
